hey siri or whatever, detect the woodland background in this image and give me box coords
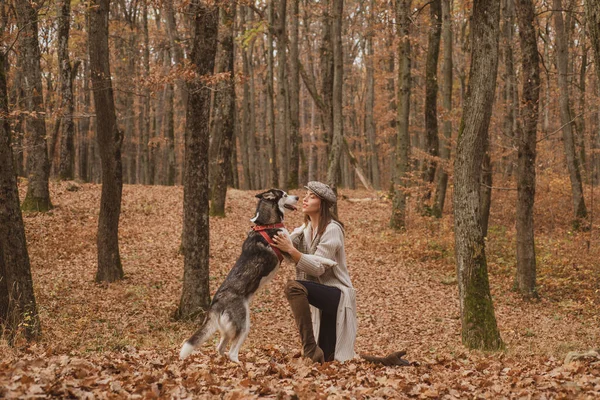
[1,0,600,397]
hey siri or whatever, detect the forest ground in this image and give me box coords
[1,174,599,399]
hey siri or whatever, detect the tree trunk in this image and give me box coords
[276,0,289,188]
[57,0,80,181]
[163,79,176,186]
[78,61,91,182]
[423,0,441,194]
[320,0,334,169]
[240,8,254,190]
[553,0,588,225]
[210,3,236,217]
[588,0,600,185]
[365,0,380,190]
[14,0,52,212]
[176,1,218,320]
[501,0,517,178]
[432,0,453,218]
[139,0,151,185]
[288,0,300,189]
[267,0,278,187]
[326,0,344,191]
[89,0,124,282]
[480,152,492,237]
[453,0,503,351]
[514,0,540,299]
[0,51,41,342]
[390,0,412,230]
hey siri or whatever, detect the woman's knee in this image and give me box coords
[284,280,307,299]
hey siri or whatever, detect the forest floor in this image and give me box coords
[1,175,600,399]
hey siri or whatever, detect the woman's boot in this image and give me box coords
[284,280,325,363]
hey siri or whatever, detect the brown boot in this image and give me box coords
[285,280,325,364]
[361,351,411,366]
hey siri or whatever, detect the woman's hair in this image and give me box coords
[304,199,345,236]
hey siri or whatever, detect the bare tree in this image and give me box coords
[176,1,218,320]
[553,0,587,225]
[587,0,600,185]
[423,0,441,195]
[514,0,540,299]
[288,0,300,188]
[14,0,52,211]
[432,0,453,217]
[326,0,344,189]
[0,50,41,341]
[390,0,412,230]
[364,0,380,189]
[89,0,125,282]
[56,0,80,181]
[210,2,236,217]
[453,0,503,350]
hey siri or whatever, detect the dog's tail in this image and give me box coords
[179,310,218,360]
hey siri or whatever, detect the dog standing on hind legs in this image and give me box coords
[179,189,299,363]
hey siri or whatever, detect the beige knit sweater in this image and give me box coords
[289,221,357,362]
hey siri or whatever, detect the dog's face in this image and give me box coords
[251,189,299,224]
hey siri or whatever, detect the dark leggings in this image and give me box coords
[297,280,341,362]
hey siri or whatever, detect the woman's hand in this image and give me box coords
[272,232,303,263]
[271,232,294,253]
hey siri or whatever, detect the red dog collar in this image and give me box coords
[252,224,286,262]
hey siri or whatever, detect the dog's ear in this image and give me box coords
[256,190,278,200]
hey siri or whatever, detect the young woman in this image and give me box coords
[272,181,412,366]
[272,181,356,363]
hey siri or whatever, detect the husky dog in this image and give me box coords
[179,189,299,363]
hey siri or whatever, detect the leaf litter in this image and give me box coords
[1,177,599,398]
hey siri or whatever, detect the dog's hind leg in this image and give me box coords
[227,302,251,363]
[216,332,231,356]
[179,312,218,360]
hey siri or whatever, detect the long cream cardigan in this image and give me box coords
[289,221,357,362]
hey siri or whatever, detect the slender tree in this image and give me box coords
[14,0,52,211]
[276,0,289,188]
[432,0,453,217]
[423,0,441,194]
[267,0,278,187]
[288,0,300,189]
[553,0,587,225]
[176,1,218,320]
[210,2,236,217]
[390,0,412,230]
[89,0,125,282]
[0,50,41,341]
[326,0,344,189]
[514,0,540,299]
[364,0,380,189]
[57,0,80,181]
[453,0,503,350]
[587,0,600,185]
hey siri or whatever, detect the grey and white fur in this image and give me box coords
[179,189,299,363]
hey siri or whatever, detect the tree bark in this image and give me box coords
[514,0,540,299]
[588,0,600,184]
[0,50,41,342]
[240,8,255,190]
[432,0,453,218]
[210,2,236,217]
[423,0,441,192]
[453,0,503,351]
[501,0,517,177]
[326,0,344,190]
[276,0,289,188]
[176,1,218,320]
[390,0,412,230]
[14,0,52,212]
[288,0,300,189]
[364,0,380,190]
[57,0,80,181]
[267,0,278,187]
[553,0,588,225]
[89,0,125,282]
[139,0,151,185]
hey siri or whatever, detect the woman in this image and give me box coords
[272,181,356,363]
[272,181,412,366]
